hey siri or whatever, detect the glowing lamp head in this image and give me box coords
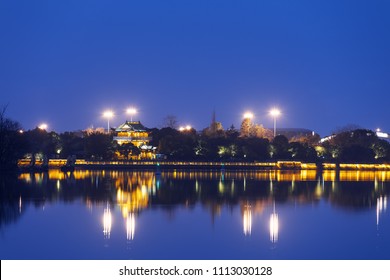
[185,125,191,130]
[38,123,48,130]
[126,108,137,115]
[243,112,254,119]
[103,110,114,118]
[270,108,281,117]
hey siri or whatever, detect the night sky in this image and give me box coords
[1,0,389,136]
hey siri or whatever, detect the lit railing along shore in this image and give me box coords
[18,159,390,170]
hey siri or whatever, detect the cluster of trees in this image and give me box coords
[152,126,390,163]
[1,109,390,171]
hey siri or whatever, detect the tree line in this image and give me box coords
[1,110,390,171]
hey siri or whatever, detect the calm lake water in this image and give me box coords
[1,169,390,260]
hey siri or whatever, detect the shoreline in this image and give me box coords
[17,159,390,171]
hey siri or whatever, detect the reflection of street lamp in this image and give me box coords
[103,110,114,133]
[126,107,137,122]
[270,108,281,137]
[38,123,48,130]
[243,203,252,236]
[103,204,112,239]
[269,202,279,243]
[126,213,136,240]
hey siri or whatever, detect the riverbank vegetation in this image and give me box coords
[1,110,390,171]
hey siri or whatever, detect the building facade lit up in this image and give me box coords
[113,121,156,160]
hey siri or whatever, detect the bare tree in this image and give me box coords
[163,115,178,129]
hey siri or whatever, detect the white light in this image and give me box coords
[243,112,254,119]
[243,206,252,236]
[126,108,137,115]
[103,110,114,118]
[126,213,136,241]
[270,108,281,137]
[270,108,281,117]
[38,123,48,130]
[377,131,389,138]
[103,205,112,239]
[103,110,114,133]
[126,107,137,121]
[185,125,191,130]
[270,212,279,243]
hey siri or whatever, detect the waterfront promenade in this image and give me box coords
[17,159,390,171]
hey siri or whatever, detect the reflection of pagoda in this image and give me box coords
[113,121,156,159]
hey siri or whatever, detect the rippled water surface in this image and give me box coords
[1,169,390,259]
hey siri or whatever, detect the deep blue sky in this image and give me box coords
[1,0,389,136]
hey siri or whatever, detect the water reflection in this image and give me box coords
[377,196,387,227]
[242,203,252,236]
[270,202,279,244]
[126,213,136,241]
[2,169,390,237]
[103,204,112,239]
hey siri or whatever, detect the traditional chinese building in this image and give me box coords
[113,121,156,160]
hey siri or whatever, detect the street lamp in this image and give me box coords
[270,108,281,137]
[126,107,137,122]
[38,123,48,130]
[103,110,114,133]
[243,112,254,119]
[179,125,192,132]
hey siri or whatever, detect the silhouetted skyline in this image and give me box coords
[1,0,389,136]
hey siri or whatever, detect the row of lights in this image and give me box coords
[27,107,387,138]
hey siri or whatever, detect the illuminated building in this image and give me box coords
[113,121,156,159]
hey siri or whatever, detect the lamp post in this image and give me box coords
[126,107,137,122]
[270,108,281,137]
[103,110,114,134]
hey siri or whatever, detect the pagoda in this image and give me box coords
[113,121,156,159]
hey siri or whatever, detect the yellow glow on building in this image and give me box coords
[113,121,155,160]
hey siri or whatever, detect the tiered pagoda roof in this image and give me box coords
[115,121,148,132]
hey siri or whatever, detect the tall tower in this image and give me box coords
[210,110,217,135]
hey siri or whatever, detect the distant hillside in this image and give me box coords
[270,128,315,139]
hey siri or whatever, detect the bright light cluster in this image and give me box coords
[103,110,114,118]
[179,125,192,131]
[270,108,281,117]
[38,123,48,130]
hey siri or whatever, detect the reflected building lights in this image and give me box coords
[103,204,112,239]
[19,196,22,214]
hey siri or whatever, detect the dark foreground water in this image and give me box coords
[1,169,389,260]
